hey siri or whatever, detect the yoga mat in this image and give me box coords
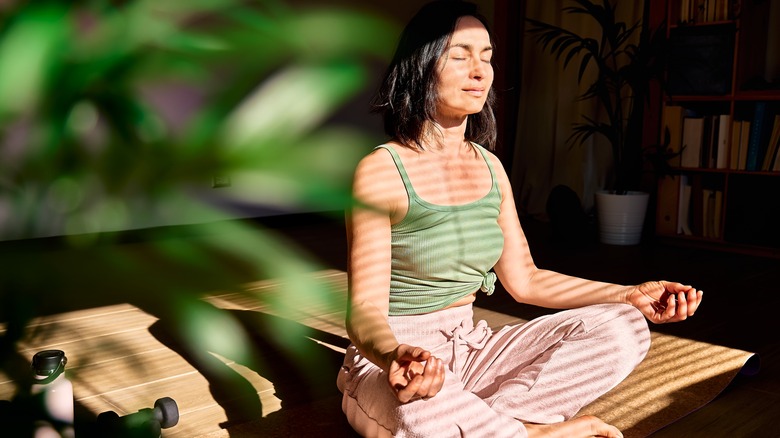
[580,331,759,437]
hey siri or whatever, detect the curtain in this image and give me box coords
[511,1,643,219]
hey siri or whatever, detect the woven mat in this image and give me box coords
[580,331,758,437]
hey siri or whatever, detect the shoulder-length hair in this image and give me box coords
[371,0,497,151]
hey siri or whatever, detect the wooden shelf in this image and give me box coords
[734,91,780,101]
[653,0,780,256]
[669,19,736,29]
[667,94,733,102]
[669,166,780,176]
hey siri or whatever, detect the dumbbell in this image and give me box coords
[95,397,178,438]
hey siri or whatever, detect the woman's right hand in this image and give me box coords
[387,344,445,403]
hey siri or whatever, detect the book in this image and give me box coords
[690,176,705,237]
[773,118,780,170]
[681,0,691,23]
[702,188,722,239]
[678,175,693,235]
[701,115,715,168]
[706,0,716,22]
[738,120,751,170]
[702,189,711,238]
[713,190,723,239]
[716,0,730,20]
[766,0,780,82]
[729,119,742,170]
[772,122,780,171]
[774,142,780,171]
[660,105,685,167]
[681,116,705,168]
[761,115,780,171]
[746,101,768,171]
[656,175,680,235]
[680,0,691,23]
[702,189,715,238]
[716,114,730,169]
[693,0,706,22]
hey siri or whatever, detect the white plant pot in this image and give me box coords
[595,191,650,246]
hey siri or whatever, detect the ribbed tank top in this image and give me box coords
[377,143,504,316]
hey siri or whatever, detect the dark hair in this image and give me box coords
[371,0,497,150]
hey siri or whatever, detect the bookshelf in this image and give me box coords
[653,0,780,256]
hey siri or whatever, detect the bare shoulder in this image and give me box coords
[482,148,507,175]
[353,145,397,190]
[356,145,394,172]
[353,144,406,216]
[483,148,512,191]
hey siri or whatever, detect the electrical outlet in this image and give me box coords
[212,175,231,188]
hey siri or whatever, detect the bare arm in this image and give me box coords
[345,149,445,402]
[344,150,399,370]
[489,154,702,321]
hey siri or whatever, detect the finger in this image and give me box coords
[419,358,445,400]
[687,289,703,315]
[399,346,430,363]
[397,375,424,403]
[415,359,436,396]
[401,358,446,402]
[673,282,692,291]
[412,346,430,359]
[389,374,408,392]
[388,362,412,392]
[428,358,445,397]
[675,291,688,319]
[662,293,677,320]
[429,358,445,396]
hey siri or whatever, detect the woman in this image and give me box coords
[337,1,703,437]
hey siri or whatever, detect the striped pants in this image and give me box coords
[337,303,650,437]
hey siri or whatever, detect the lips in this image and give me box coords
[464,88,485,96]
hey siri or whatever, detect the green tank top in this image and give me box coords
[378,143,505,316]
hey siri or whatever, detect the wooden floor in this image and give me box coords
[0,270,355,437]
[0,269,526,437]
[1,213,779,437]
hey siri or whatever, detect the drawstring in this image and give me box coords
[443,320,492,377]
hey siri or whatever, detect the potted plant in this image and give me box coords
[526,0,667,244]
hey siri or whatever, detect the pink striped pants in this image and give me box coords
[337,303,650,437]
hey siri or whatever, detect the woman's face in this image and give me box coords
[435,16,493,124]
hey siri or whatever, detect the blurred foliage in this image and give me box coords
[0,0,398,416]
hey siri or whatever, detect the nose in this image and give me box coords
[471,58,489,80]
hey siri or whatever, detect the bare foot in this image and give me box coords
[525,415,623,438]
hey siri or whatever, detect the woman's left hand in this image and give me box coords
[628,281,703,324]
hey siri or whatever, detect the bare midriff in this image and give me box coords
[444,291,478,310]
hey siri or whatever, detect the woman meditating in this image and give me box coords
[337,1,703,436]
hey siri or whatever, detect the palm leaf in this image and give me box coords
[526,18,601,73]
[567,114,615,147]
